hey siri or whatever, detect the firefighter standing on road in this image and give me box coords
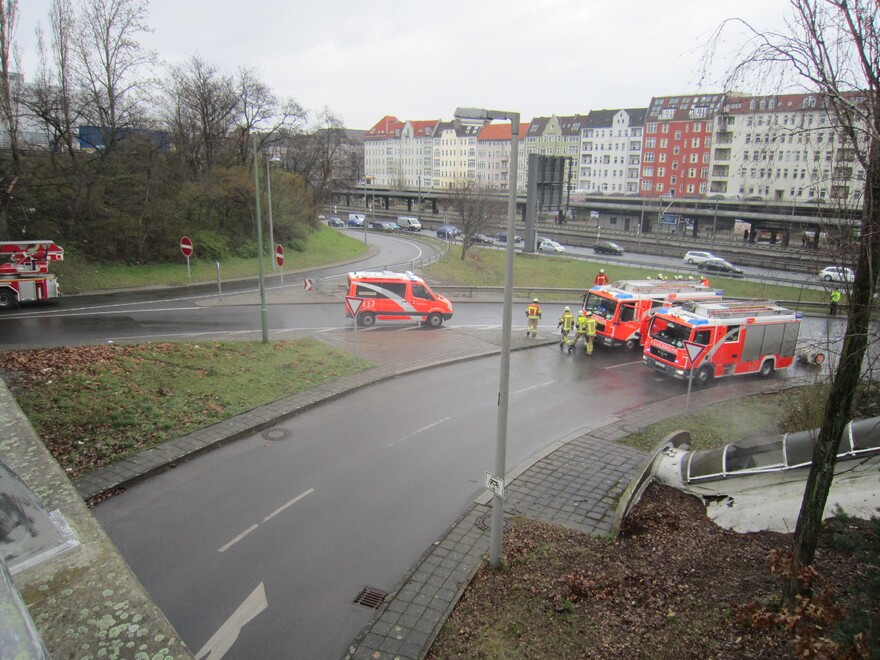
[830,289,841,316]
[584,309,598,355]
[558,306,575,350]
[570,310,588,354]
[526,298,542,337]
[593,269,610,286]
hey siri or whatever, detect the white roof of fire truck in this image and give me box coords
[0,241,64,260]
[348,270,426,284]
[591,279,723,300]
[657,299,802,326]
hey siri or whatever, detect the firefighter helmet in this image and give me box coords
[599,268,604,273]
[580,309,587,317]
[533,298,539,303]
[564,306,570,311]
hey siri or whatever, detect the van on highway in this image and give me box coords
[347,213,365,227]
[397,216,422,232]
[345,271,453,328]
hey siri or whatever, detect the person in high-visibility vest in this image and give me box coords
[570,309,588,354]
[593,269,610,286]
[700,275,710,287]
[830,288,841,316]
[557,306,575,350]
[584,309,598,355]
[525,298,542,337]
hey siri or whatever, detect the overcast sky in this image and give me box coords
[16,0,792,130]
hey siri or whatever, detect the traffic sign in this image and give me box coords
[345,296,363,317]
[683,340,706,365]
[180,236,193,257]
[485,472,504,498]
[275,244,284,267]
[303,278,313,291]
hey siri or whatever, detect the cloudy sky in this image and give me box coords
[16,0,792,130]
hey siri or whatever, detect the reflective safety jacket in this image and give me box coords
[575,315,588,334]
[831,290,842,303]
[559,311,575,332]
[526,303,542,319]
[585,315,598,336]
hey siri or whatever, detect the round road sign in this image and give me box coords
[180,236,193,257]
[275,244,284,267]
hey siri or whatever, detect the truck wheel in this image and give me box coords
[358,312,376,328]
[624,337,639,351]
[0,289,15,309]
[426,313,443,328]
[760,360,775,377]
[694,365,713,387]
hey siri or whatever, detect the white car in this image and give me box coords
[683,250,717,265]
[538,239,565,254]
[819,266,854,283]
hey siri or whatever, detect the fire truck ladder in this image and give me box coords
[683,300,790,319]
[616,280,709,295]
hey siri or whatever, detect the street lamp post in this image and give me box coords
[265,154,276,269]
[252,135,269,343]
[455,106,519,570]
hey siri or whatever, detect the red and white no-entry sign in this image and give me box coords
[275,244,284,267]
[180,236,193,257]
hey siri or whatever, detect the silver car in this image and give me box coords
[683,250,716,265]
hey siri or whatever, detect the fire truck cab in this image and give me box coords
[642,300,802,386]
[0,241,64,309]
[345,271,453,328]
[582,279,722,351]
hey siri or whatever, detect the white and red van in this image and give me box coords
[345,271,453,328]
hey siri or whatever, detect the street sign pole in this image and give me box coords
[345,297,363,361]
[275,245,284,288]
[180,236,194,279]
[683,341,707,416]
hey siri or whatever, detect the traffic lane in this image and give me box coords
[93,347,679,659]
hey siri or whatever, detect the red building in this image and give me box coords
[639,94,726,199]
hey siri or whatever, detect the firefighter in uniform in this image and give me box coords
[830,289,841,316]
[570,309,588,354]
[584,309,598,355]
[557,306,575,350]
[593,269,610,286]
[526,298,542,337]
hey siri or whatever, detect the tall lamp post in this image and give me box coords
[252,135,269,343]
[265,154,278,269]
[363,175,374,245]
[455,106,519,570]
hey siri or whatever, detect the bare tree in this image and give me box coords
[449,180,503,259]
[0,0,19,172]
[73,0,155,154]
[715,0,879,606]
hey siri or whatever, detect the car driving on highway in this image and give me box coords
[698,258,744,277]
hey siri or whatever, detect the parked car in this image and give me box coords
[495,231,523,243]
[538,239,566,254]
[327,217,344,227]
[819,266,854,283]
[346,215,365,228]
[436,225,462,239]
[470,233,495,245]
[370,221,397,232]
[698,258,744,276]
[593,241,625,255]
[682,250,716,265]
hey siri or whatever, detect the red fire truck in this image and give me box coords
[0,241,64,309]
[642,299,802,386]
[582,279,723,351]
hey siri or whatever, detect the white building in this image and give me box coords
[578,108,646,194]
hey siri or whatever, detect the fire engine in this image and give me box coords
[642,299,802,386]
[582,279,723,351]
[0,240,64,309]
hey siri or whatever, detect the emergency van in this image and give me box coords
[582,279,722,351]
[642,299,801,386]
[345,271,453,328]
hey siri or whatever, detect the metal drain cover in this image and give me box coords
[261,427,291,441]
[353,586,387,609]
[475,513,511,532]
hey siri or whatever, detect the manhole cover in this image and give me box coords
[475,513,511,532]
[261,427,291,442]
[353,586,387,609]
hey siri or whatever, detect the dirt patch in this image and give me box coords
[428,483,871,659]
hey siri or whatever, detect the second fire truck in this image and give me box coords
[642,299,802,386]
[0,240,64,309]
[582,279,723,351]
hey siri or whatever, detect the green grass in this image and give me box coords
[53,225,368,293]
[424,247,828,303]
[9,340,372,477]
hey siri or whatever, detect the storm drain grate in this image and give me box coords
[475,513,512,532]
[353,586,388,609]
[260,427,291,442]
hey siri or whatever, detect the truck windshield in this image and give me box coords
[649,317,691,348]
[583,292,617,320]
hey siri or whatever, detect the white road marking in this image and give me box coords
[387,416,451,448]
[194,582,268,660]
[218,488,314,552]
[605,360,643,369]
[513,380,555,395]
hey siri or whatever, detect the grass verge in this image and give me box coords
[0,340,372,477]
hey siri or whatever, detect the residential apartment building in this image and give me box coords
[475,122,528,192]
[524,115,584,191]
[578,108,646,194]
[639,94,726,198]
[431,120,483,189]
[711,93,865,205]
[363,116,404,187]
